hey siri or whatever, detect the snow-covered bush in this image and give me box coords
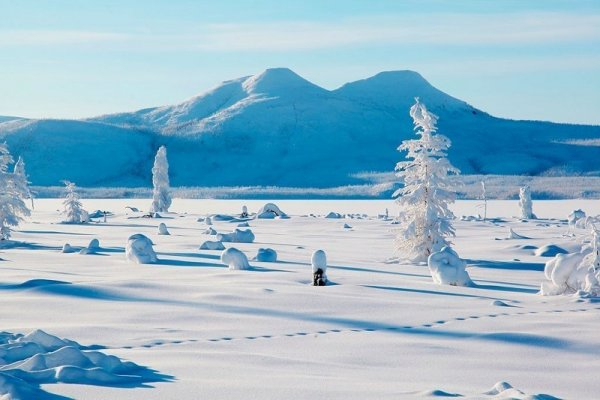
[518,186,536,219]
[255,248,277,262]
[126,234,158,264]
[12,156,34,209]
[311,250,328,286]
[221,247,250,270]
[540,227,600,296]
[325,212,343,219]
[534,244,567,257]
[61,243,76,253]
[393,99,459,263]
[199,240,225,250]
[217,229,255,243]
[0,144,30,240]
[256,203,287,219]
[157,222,170,235]
[205,216,213,225]
[568,209,586,229]
[62,181,88,224]
[428,246,472,287]
[150,146,171,213]
[204,227,217,235]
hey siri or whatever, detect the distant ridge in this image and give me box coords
[1,68,599,187]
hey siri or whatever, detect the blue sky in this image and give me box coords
[1,0,599,124]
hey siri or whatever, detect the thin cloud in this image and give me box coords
[1,11,599,51]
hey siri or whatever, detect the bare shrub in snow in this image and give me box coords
[428,246,472,286]
[393,99,459,263]
[150,145,171,213]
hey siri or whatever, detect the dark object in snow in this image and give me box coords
[313,268,327,286]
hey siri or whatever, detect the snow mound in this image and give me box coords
[534,244,568,257]
[199,240,225,251]
[540,245,600,296]
[461,215,482,221]
[61,243,76,253]
[203,227,217,235]
[221,248,250,270]
[217,229,255,243]
[507,228,530,239]
[483,381,559,400]
[255,248,277,262]
[0,329,165,399]
[325,212,343,219]
[79,238,100,255]
[125,234,158,264]
[568,209,586,228]
[343,223,352,229]
[311,250,328,286]
[237,222,250,227]
[256,203,287,219]
[212,214,236,221]
[491,300,510,307]
[205,216,212,225]
[428,247,473,287]
[157,222,170,235]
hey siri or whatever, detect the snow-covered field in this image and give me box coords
[2,199,600,399]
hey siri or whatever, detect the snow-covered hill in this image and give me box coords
[1,68,599,187]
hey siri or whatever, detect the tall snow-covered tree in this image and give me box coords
[0,144,30,240]
[62,181,87,224]
[393,99,459,263]
[13,156,34,209]
[518,185,536,219]
[150,146,171,213]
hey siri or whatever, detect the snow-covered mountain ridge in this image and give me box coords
[1,68,599,187]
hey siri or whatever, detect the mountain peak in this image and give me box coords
[242,67,325,96]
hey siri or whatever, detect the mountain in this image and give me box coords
[1,67,599,187]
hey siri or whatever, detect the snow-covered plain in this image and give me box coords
[2,199,600,399]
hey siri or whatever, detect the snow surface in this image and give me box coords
[1,199,600,399]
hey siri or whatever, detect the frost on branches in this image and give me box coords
[13,156,34,209]
[0,144,30,240]
[393,99,459,263]
[62,181,88,224]
[150,146,171,213]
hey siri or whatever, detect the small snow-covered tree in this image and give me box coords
[150,146,171,213]
[393,99,460,263]
[479,181,487,220]
[62,181,87,224]
[0,144,30,240]
[13,156,34,209]
[518,185,536,219]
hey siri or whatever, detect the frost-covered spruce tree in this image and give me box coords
[0,144,30,240]
[62,181,87,224]
[150,146,171,213]
[393,98,459,263]
[518,185,536,219]
[13,156,34,209]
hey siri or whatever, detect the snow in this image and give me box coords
[325,211,343,219]
[221,247,250,270]
[428,247,473,287]
[256,203,287,219]
[125,233,158,264]
[1,198,599,399]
